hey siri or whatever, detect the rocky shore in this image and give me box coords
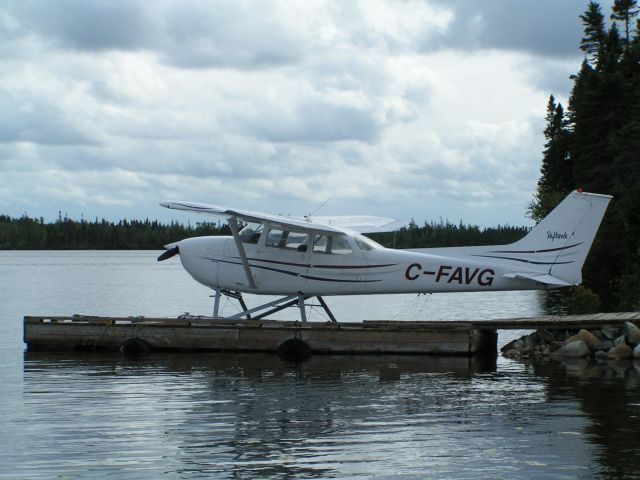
[502,321,640,361]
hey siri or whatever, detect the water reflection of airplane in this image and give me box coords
[23,350,497,478]
[158,191,611,322]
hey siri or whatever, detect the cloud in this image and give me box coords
[10,0,153,51]
[426,0,586,58]
[7,0,303,70]
[0,0,592,227]
[0,89,95,145]
[248,100,381,143]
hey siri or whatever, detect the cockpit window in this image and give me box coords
[354,236,381,251]
[239,223,263,244]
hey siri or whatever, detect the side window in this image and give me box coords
[267,229,309,251]
[285,232,308,251]
[313,235,328,253]
[312,234,352,255]
[266,229,285,248]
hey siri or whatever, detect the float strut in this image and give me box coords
[221,290,251,320]
[212,288,221,319]
[298,292,308,324]
[317,296,337,323]
[252,298,300,321]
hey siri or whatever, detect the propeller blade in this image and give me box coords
[157,245,179,262]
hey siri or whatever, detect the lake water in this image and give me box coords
[1,251,639,479]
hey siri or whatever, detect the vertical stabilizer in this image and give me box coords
[504,191,611,284]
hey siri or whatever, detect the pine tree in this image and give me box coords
[611,0,639,42]
[528,96,572,222]
[580,1,607,67]
[531,2,640,309]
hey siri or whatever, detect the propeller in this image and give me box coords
[157,245,179,262]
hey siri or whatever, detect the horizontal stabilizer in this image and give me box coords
[503,272,573,287]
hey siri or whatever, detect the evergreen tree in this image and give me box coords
[530,2,640,310]
[528,96,572,222]
[611,0,639,42]
[580,1,607,66]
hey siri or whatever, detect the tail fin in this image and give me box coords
[502,191,611,285]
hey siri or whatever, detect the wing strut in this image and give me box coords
[228,217,257,289]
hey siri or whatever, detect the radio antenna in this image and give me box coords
[307,198,330,220]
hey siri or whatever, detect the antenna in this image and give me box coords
[307,198,330,221]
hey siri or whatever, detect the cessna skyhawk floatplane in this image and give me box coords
[158,190,611,323]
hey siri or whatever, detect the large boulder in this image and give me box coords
[501,339,524,353]
[634,344,640,359]
[601,326,620,340]
[608,343,633,360]
[565,329,600,351]
[552,341,591,358]
[623,322,640,346]
[595,340,613,352]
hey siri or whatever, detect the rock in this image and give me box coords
[608,343,633,360]
[614,335,627,346]
[550,341,565,352]
[500,339,523,353]
[634,344,640,359]
[503,349,522,360]
[602,326,619,340]
[538,329,555,344]
[566,329,601,351]
[558,330,573,341]
[551,341,591,358]
[595,340,613,352]
[592,330,604,340]
[594,350,608,361]
[524,333,539,349]
[623,322,640,346]
[541,345,551,356]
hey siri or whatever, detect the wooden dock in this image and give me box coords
[23,312,640,357]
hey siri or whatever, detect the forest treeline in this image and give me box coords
[0,213,528,251]
[0,214,230,250]
[530,1,640,310]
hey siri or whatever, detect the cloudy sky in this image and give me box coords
[1,1,602,227]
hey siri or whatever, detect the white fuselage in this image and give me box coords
[174,234,539,296]
[160,190,613,299]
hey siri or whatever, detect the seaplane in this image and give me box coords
[158,190,611,323]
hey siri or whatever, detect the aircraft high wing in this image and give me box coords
[160,201,407,234]
[159,191,611,323]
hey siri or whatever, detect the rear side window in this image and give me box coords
[312,234,352,255]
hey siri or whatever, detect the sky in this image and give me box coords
[0,1,603,228]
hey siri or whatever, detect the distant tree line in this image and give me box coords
[530,0,640,310]
[0,213,528,251]
[0,213,230,250]
[369,220,528,249]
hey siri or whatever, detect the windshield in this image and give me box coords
[355,235,381,250]
[238,223,264,244]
